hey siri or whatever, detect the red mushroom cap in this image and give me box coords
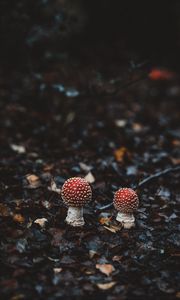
[113,188,139,213]
[61,177,92,207]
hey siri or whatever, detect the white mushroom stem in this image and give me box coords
[65,207,84,227]
[116,212,135,229]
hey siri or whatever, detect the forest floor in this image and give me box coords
[0,42,180,300]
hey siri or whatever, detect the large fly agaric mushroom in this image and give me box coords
[113,188,139,229]
[61,177,92,227]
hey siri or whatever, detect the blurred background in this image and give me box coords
[0,0,180,66]
[0,1,180,299]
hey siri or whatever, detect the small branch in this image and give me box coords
[97,165,180,212]
[136,165,180,188]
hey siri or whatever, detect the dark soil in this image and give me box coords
[0,1,180,300]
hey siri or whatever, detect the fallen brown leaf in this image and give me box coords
[176,291,180,298]
[114,119,127,128]
[103,224,122,233]
[10,294,25,300]
[43,164,54,171]
[53,268,62,274]
[112,255,123,262]
[13,214,25,223]
[0,203,12,217]
[26,174,41,189]
[34,218,48,227]
[89,250,98,259]
[132,122,143,133]
[172,139,180,147]
[84,172,95,183]
[96,282,116,290]
[170,253,180,257]
[96,264,115,276]
[170,157,180,165]
[48,179,61,193]
[10,144,26,154]
[79,162,91,172]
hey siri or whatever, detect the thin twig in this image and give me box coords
[136,165,180,188]
[97,165,180,211]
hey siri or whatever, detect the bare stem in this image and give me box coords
[116,212,135,229]
[66,207,84,227]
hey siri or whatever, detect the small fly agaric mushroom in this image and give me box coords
[61,177,92,227]
[113,188,139,229]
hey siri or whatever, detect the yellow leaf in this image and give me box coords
[114,147,130,162]
[99,216,112,225]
